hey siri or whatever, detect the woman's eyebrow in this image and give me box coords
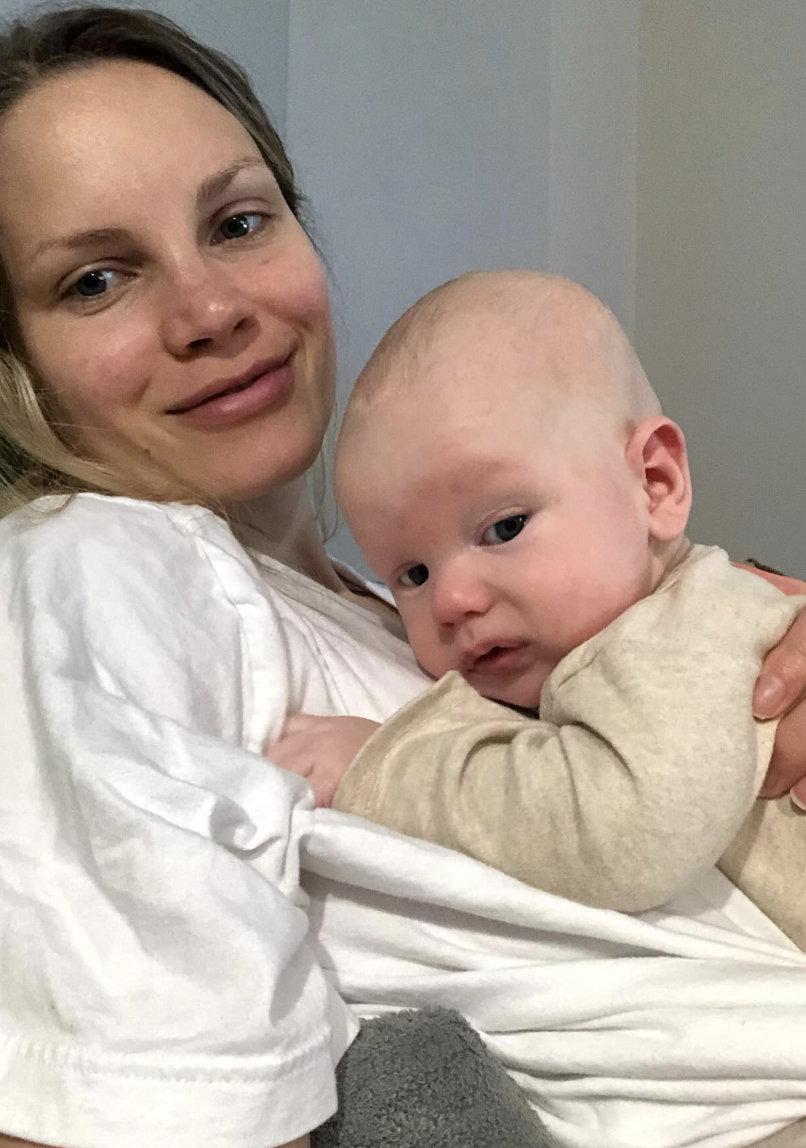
[33,226,130,262]
[195,156,269,210]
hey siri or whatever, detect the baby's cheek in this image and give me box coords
[402,611,450,679]
[555,570,643,650]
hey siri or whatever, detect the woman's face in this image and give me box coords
[0,61,336,501]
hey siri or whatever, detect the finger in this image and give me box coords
[736,564,806,597]
[759,708,806,797]
[791,779,806,812]
[753,610,806,719]
[312,785,335,809]
[278,758,313,779]
[759,764,791,800]
[265,739,313,777]
[280,714,308,736]
[281,713,325,736]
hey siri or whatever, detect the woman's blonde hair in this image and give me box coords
[0,5,309,516]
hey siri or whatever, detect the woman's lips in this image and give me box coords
[169,356,294,429]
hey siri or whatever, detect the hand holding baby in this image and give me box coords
[269,714,380,807]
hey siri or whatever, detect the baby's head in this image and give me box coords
[336,271,692,707]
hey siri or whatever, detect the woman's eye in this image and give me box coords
[215,212,265,243]
[482,514,529,546]
[400,563,429,588]
[69,269,118,299]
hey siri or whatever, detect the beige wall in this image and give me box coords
[636,0,806,574]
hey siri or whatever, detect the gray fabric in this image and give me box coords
[312,1007,554,1148]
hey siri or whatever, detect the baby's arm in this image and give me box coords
[333,557,804,911]
[332,662,753,911]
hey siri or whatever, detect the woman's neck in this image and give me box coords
[236,480,344,593]
[236,480,402,626]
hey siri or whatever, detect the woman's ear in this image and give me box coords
[625,416,692,543]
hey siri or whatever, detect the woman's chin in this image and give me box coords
[174,428,328,507]
[246,449,324,502]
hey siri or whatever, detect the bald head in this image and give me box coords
[339,271,660,463]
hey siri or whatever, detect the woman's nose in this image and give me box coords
[160,260,253,355]
[430,566,493,628]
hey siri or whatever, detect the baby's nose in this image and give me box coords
[431,569,493,627]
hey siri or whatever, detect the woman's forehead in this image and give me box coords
[0,59,262,262]
[6,57,243,132]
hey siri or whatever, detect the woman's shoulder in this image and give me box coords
[1,491,229,554]
[0,492,260,592]
[0,492,279,649]
[0,493,299,749]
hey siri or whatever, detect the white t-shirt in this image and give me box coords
[0,493,425,1148]
[4,493,806,1148]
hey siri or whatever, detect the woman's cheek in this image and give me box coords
[23,302,143,406]
[275,243,332,332]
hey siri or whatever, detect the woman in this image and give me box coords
[1,8,806,1148]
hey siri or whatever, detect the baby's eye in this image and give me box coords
[482,514,529,546]
[399,563,429,588]
[214,212,266,243]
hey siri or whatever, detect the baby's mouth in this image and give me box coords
[464,642,530,677]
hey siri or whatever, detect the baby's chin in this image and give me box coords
[462,666,548,713]
[420,649,551,711]
[477,684,543,713]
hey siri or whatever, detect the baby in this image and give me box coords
[273,270,806,944]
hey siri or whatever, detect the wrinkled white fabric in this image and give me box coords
[303,816,806,1148]
[1,493,805,1148]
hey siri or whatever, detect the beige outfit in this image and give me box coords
[335,545,806,948]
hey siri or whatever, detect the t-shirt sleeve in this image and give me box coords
[0,499,355,1148]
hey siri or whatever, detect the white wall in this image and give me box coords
[286,0,639,571]
[636,0,806,574]
[151,0,289,131]
[286,0,553,397]
[547,0,639,335]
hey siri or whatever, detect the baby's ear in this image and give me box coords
[625,417,692,543]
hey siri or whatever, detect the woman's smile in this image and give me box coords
[166,351,295,429]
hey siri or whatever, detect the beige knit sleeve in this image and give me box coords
[334,636,771,911]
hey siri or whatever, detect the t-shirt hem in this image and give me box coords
[0,1029,341,1148]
